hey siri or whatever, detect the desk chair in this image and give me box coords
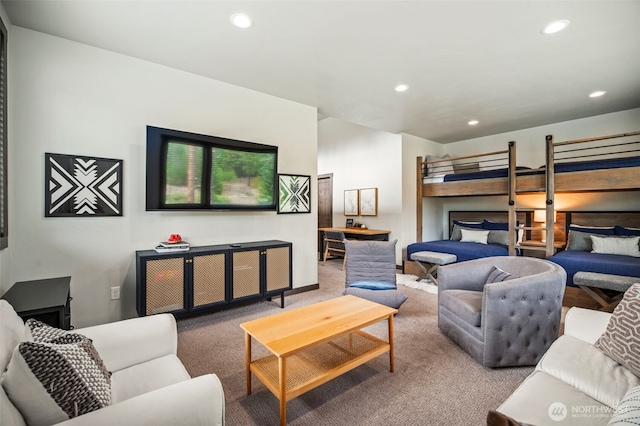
[323,230,347,270]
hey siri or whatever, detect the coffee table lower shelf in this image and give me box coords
[250,330,390,402]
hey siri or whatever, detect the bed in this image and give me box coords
[416,131,640,258]
[547,212,640,287]
[407,211,527,266]
[418,132,640,196]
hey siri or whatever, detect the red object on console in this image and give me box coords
[168,234,182,243]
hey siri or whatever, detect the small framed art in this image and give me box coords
[359,187,378,216]
[344,189,359,216]
[277,174,311,213]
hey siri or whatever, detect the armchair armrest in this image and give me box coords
[564,307,611,344]
[481,276,565,367]
[57,374,225,426]
[73,314,178,372]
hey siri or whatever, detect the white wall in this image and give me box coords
[8,28,318,327]
[318,118,405,261]
[401,133,443,245]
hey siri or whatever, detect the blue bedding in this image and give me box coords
[554,155,640,173]
[548,250,640,287]
[407,240,509,263]
[443,167,530,182]
[438,155,640,182]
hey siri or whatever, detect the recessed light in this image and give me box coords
[394,84,409,92]
[230,13,253,28]
[542,19,570,34]
[468,120,479,125]
[589,90,607,98]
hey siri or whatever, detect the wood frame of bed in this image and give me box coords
[416,131,640,258]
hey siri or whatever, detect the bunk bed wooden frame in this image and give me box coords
[416,130,640,258]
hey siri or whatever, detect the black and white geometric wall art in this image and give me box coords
[45,153,123,217]
[277,174,310,214]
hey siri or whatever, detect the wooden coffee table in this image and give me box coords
[240,295,397,425]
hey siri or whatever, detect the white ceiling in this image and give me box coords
[3,1,640,143]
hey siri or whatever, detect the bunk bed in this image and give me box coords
[415,131,640,259]
[417,131,640,200]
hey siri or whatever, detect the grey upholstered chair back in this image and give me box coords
[324,230,346,250]
[437,256,566,368]
[344,239,398,287]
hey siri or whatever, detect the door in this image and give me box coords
[265,245,292,293]
[318,173,333,228]
[141,255,187,316]
[318,173,333,256]
[191,251,227,310]
[231,249,261,301]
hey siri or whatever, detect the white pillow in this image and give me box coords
[460,228,489,244]
[426,154,454,177]
[590,235,640,257]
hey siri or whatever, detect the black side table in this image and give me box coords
[1,276,72,329]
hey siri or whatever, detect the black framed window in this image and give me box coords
[0,17,7,250]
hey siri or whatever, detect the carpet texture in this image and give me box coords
[397,273,439,294]
[176,260,534,425]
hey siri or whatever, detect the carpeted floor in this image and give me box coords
[176,260,533,425]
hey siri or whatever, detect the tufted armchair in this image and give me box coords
[437,256,566,368]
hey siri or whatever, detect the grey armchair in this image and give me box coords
[437,256,566,368]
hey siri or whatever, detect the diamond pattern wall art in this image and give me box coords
[45,153,123,217]
[278,174,310,214]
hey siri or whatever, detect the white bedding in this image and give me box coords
[422,175,446,184]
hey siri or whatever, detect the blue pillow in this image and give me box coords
[348,280,397,290]
[615,225,640,236]
[568,224,615,235]
[483,220,508,230]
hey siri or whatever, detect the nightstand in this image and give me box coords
[1,276,72,329]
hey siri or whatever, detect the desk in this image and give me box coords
[318,227,391,261]
[1,276,72,329]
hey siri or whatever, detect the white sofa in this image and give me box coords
[0,300,225,426]
[497,307,640,425]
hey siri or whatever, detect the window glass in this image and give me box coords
[164,141,203,204]
[210,148,275,206]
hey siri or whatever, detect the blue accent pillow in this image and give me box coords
[483,220,508,230]
[348,280,397,290]
[616,225,640,236]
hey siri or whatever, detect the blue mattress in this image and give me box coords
[443,167,530,182]
[439,155,640,182]
[406,240,509,263]
[554,155,640,173]
[548,250,640,287]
